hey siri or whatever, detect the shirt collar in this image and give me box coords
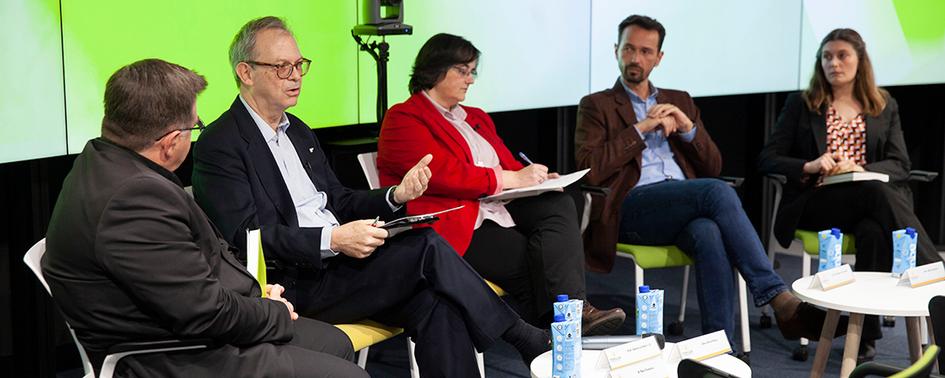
[620,79,659,103]
[239,95,290,142]
[422,91,467,122]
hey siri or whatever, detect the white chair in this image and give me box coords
[23,239,208,378]
[357,151,488,378]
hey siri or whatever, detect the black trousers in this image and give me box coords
[797,180,944,341]
[463,191,587,325]
[116,317,365,378]
[287,228,519,378]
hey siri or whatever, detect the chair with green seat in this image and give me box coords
[850,345,941,378]
[763,170,938,361]
[580,179,752,359]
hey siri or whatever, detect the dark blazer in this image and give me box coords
[758,92,911,247]
[377,92,524,255]
[575,80,722,272]
[43,138,295,376]
[192,97,399,271]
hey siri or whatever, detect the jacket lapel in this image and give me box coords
[611,80,639,132]
[230,98,298,227]
[864,112,882,158]
[413,93,475,163]
[810,108,828,154]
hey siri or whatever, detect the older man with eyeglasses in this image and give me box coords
[191,17,551,376]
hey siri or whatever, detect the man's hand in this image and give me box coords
[803,152,838,175]
[502,164,549,189]
[265,284,299,320]
[648,104,694,133]
[634,117,663,134]
[827,159,865,176]
[393,154,433,204]
[330,219,389,258]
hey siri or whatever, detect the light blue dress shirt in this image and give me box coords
[240,96,342,258]
[621,81,697,188]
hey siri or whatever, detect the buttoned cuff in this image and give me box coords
[678,125,697,143]
[319,225,339,259]
[385,186,403,211]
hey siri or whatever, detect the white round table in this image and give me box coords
[529,342,751,378]
[792,272,944,378]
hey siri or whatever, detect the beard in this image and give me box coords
[622,64,646,85]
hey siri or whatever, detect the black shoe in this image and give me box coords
[857,340,876,364]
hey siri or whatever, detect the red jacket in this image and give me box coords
[378,92,524,255]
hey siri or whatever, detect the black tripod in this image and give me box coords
[352,32,391,135]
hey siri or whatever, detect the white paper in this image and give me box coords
[481,169,589,202]
[899,261,945,288]
[609,355,667,378]
[673,330,732,362]
[809,264,855,291]
[595,335,662,370]
[246,229,261,280]
[821,171,889,186]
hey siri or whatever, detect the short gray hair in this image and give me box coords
[229,16,293,87]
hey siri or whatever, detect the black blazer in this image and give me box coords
[758,92,911,247]
[193,97,400,270]
[43,138,294,376]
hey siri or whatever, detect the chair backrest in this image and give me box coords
[23,238,96,377]
[357,152,381,190]
[930,295,945,375]
[890,344,939,378]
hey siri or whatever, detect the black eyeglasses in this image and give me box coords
[154,119,205,141]
[245,58,312,79]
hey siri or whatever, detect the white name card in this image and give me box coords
[595,335,662,371]
[609,355,668,378]
[673,330,732,362]
[898,261,945,288]
[809,264,855,291]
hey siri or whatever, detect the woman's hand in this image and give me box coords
[502,164,549,189]
[803,152,837,175]
[827,159,865,176]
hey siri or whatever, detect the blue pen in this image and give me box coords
[517,152,534,165]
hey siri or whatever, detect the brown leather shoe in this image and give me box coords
[776,302,848,340]
[582,301,626,336]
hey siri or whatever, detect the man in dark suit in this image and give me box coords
[43,59,366,377]
[575,14,832,347]
[192,17,548,376]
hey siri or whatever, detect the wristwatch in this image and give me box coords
[388,185,401,205]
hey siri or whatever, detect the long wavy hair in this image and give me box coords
[803,28,887,116]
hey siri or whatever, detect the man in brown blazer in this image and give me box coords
[575,14,834,348]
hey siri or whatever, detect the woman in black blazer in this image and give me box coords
[759,28,944,360]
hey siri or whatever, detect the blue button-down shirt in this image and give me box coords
[241,96,341,258]
[621,81,696,188]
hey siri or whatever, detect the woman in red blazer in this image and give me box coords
[378,34,624,334]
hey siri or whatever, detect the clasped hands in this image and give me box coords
[803,152,864,177]
[634,103,694,137]
[331,154,433,259]
[266,284,299,320]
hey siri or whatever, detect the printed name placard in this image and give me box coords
[595,335,662,371]
[898,261,945,288]
[809,264,855,291]
[672,330,732,362]
[609,355,667,378]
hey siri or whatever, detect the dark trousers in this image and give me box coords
[797,180,944,341]
[463,191,587,325]
[116,317,366,378]
[619,179,788,348]
[287,228,519,378]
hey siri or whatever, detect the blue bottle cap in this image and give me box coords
[553,314,566,323]
[639,285,650,293]
[831,228,842,239]
[906,227,916,237]
[556,294,569,302]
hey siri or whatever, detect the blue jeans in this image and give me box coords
[619,179,787,345]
